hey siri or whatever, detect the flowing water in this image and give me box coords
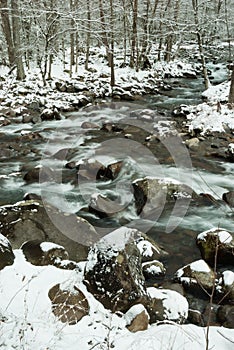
[0,63,233,276]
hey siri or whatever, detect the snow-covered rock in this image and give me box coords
[175,259,215,295]
[147,287,189,323]
[196,228,234,266]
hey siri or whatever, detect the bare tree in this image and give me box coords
[191,0,210,89]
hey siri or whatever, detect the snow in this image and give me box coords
[0,250,233,349]
[137,240,160,258]
[0,233,10,250]
[189,259,211,273]
[147,287,189,321]
[222,271,234,286]
[40,242,65,253]
[197,228,233,244]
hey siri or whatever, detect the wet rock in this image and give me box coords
[217,305,234,328]
[0,234,15,270]
[226,143,234,161]
[100,123,123,133]
[136,234,163,263]
[185,137,200,150]
[125,304,149,332]
[188,309,203,326]
[23,165,54,183]
[48,283,89,325]
[88,193,123,218]
[196,228,234,266]
[0,116,11,126]
[77,160,106,181]
[81,121,99,129]
[147,287,189,324]
[0,200,96,261]
[84,227,148,313]
[223,191,234,207]
[142,260,166,279]
[21,240,69,266]
[77,160,123,182]
[132,176,195,215]
[40,108,61,121]
[172,104,190,118]
[23,193,42,201]
[175,259,215,296]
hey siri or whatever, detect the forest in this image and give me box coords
[0,1,233,89]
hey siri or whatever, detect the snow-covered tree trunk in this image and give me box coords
[85,0,91,70]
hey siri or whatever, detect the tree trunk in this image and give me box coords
[192,0,210,89]
[70,0,75,77]
[11,0,25,79]
[130,0,138,70]
[0,0,15,67]
[228,65,234,104]
[85,0,91,70]
[99,0,111,65]
[109,0,115,88]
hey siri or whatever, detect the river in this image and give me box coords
[0,62,233,277]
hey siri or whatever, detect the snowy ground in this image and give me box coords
[0,249,233,350]
[185,81,234,135]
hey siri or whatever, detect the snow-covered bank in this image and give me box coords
[184,81,234,135]
[0,249,233,350]
[0,47,202,115]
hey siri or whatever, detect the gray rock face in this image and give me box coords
[0,200,98,261]
[84,227,148,313]
[48,283,89,325]
[0,234,15,270]
[196,228,234,266]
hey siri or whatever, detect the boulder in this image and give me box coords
[196,228,234,266]
[21,240,69,266]
[147,287,189,324]
[84,227,148,313]
[226,143,234,161]
[23,165,54,184]
[48,283,89,325]
[185,137,200,150]
[77,159,123,182]
[0,234,15,270]
[223,191,234,207]
[175,259,215,296]
[40,108,61,121]
[132,177,195,215]
[0,200,97,261]
[88,193,123,218]
[217,305,234,328]
[125,304,149,332]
